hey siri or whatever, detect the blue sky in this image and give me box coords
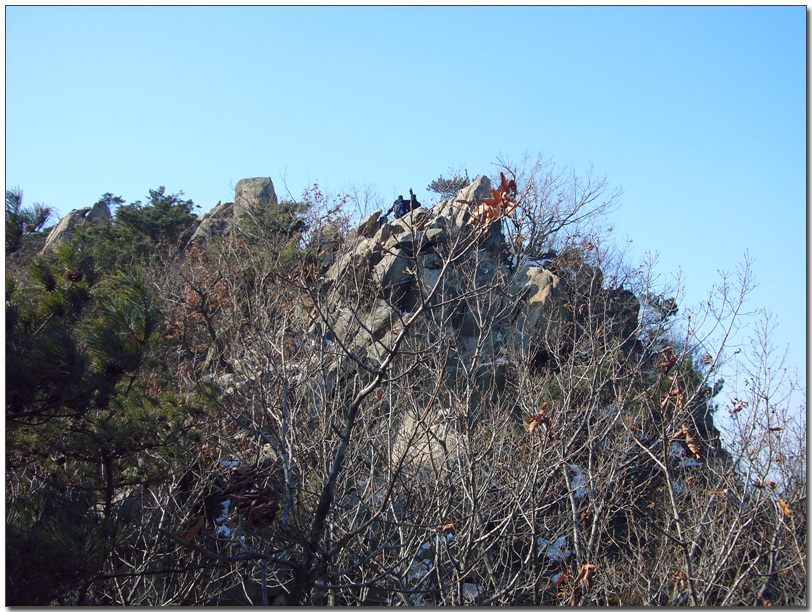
[6,6,806,391]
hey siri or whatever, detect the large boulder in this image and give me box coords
[187,177,279,245]
[234,177,278,220]
[432,174,492,233]
[42,201,110,254]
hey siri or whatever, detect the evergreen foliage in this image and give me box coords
[6,186,53,255]
[427,167,470,200]
[89,187,196,269]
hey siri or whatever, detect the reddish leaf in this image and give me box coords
[556,572,573,586]
[657,346,677,374]
[576,563,596,589]
[730,399,748,414]
[526,402,551,438]
[672,423,703,460]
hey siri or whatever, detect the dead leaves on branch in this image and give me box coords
[672,423,704,461]
[526,401,551,439]
[458,172,518,234]
[660,378,686,413]
[576,563,597,590]
[730,398,748,415]
[657,346,677,375]
[225,464,279,530]
[175,515,205,542]
[558,563,597,606]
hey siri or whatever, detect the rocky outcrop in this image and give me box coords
[188,177,278,244]
[188,201,234,243]
[41,201,110,254]
[224,174,640,469]
[234,177,278,219]
[308,175,569,372]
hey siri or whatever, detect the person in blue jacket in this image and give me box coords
[387,188,421,219]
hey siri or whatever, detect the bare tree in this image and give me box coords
[82,163,804,606]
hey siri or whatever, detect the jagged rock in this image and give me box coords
[507,266,563,329]
[298,173,639,466]
[373,248,413,307]
[392,408,462,467]
[312,173,568,369]
[189,201,234,243]
[347,209,382,243]
[42,201,110,254]
[188,177,278,245]
[432,174,491,234]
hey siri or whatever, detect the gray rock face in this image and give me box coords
[204,174,643,471]
[42,201,111,254]
[305,174,573,376]
[234,177,277,220]
[188,177,279,245]
[188,201,234,244]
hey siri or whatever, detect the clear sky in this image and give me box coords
[5,6,806,392]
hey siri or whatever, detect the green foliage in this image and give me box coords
[427,167,470,200]
[6,186,53,254]
[116,186,196,244]
[6,254,202,604]
[85,268,160,376]
[6,477,108,605]
[89,188,197,269]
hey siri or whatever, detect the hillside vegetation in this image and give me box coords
[6,156,806,605]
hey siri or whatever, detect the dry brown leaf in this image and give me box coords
[779,498,793,518]
[657,346,677,374]
[526,402,551,437]
[673,423,703,460]
[177,515,204,542]
[731,399,748,414]
[556,572,573,586]
[673,569,686,592]
[576,563,596,589]
[686,434,704,460]
[466,172,519,233]
[568,585,583,606]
